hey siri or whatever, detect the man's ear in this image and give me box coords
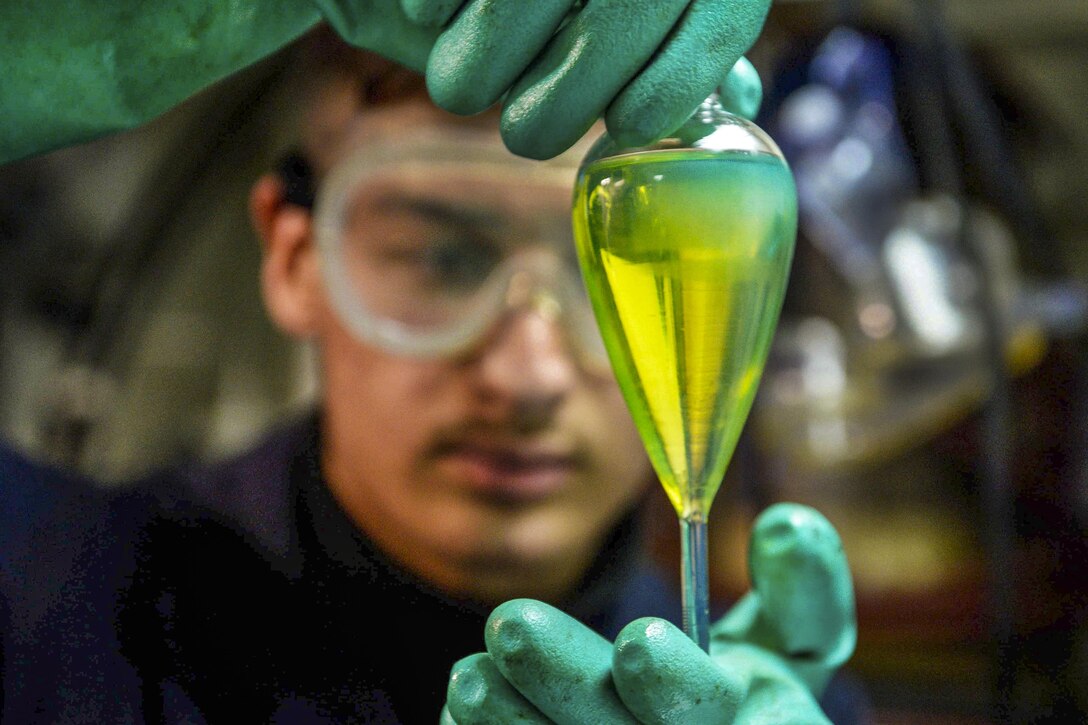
[250,173,322,338]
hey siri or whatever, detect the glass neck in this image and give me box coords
[693,93,729,124]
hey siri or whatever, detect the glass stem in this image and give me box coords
[694,93,724,123]
[680,514,710,652]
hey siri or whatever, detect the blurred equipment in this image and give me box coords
[0,50,311,479]
[751,5,1088,722]
[759,25,1083,469]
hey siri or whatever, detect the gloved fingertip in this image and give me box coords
[446,651,552,724]
[426,70,494,117]
[484,598,547,658]
[447,653,494,712]
[752,503,841,561]
[604,120,667,154]
[605,86,689,151]
[750,503,850,608]
[613,618,744,724]
[499,115,570,161]
[718,57,763,120]
[613,617,681,680]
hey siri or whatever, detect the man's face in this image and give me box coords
[274,99,651,604]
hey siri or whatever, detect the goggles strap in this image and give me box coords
[278,151,316,210]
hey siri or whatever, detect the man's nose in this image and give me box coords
[469,302,580,423]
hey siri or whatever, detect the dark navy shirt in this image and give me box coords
[1,417,867,723]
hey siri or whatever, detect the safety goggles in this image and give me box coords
[287,131,608,371]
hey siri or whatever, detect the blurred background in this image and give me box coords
[1,1,1085,722]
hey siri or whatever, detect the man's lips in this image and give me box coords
[433,440,579,503]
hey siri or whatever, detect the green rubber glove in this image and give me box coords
[316,0,769,158]
[0,1,322,164]
[443,503,856,724]
[423,0,771,158]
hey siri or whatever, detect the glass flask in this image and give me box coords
[572,95,798,650]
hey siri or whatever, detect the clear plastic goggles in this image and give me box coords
[312,131,607,370]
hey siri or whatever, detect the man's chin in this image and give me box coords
[447,561,573,606]
[450,507,583,563]
[441,520,596,601]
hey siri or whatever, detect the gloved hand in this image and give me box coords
[316,0,772,159]
[441,503,856,724]
[2,1,767,165]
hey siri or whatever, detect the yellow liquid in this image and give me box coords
[573,149,796,519]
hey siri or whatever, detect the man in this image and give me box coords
[106,43,853,722]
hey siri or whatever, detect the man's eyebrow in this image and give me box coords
[370,193,505,230]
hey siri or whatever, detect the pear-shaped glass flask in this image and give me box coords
[572,95,797,650]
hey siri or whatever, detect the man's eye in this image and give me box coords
[421,237,501,291]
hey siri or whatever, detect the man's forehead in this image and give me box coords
[301,92,599,181]
[348,105,500,156]
[345,168,576,221]
[303,95,500,177]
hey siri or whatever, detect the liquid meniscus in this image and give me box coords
[573,149,797,519]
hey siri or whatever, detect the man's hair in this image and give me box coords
[296,25,431,108]
[287,25,500,176]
